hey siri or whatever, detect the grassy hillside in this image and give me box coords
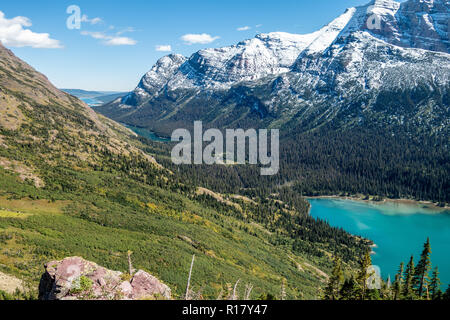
[0,42,368,299]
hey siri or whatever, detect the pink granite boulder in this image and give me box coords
[39,257,171,300]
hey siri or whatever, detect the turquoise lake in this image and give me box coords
[122,124,171,142]
[308,198,450,287]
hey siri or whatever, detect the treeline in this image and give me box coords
[142,124,449,205]
[324,238,450,300]
[284,126,449,205]
[133,123,449,267]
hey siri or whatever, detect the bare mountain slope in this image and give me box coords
[0,41,159,174]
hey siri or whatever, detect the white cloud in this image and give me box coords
[105,37,137,46]
[116,27,136,35]
[0,11,62,48]
[81,31,137,46]
[81,31,106,39]
[181,33,220,45]
[81,15,103,25]
[256,24,263,28]
[156,45,172,52]
[237,26,251,31]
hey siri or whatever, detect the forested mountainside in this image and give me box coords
[0,42,370,299]
[97,0,449,204]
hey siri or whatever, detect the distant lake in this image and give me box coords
[81,98,102,107]
[308,198,450,287]
[122,124,171,143]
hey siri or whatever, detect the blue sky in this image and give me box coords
[1,0,383,91]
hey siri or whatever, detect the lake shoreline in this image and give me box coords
[308,198,450,286]
[306,195,449,212]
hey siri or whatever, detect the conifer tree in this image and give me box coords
[357,250,372,300]
[403,255,416,300]
[339,276,359,300]
[414,238,432,297]
[443,285,450,301]
[366,286,382,300]
[392,262,404,300]
[379,277,391,300]
[324,256,344,300]
[429,267,441,300]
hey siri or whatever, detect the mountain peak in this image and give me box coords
[402,0,450,11]
[367,0,449,53]
[370,0,399,8]
[121,53,187,105]
[114,0,448,109]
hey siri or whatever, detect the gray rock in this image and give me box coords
[39,257,171,300]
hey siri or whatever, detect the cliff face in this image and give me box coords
[39,257,172,300]
[361,0,450,53]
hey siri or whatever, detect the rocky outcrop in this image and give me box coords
[39,257,171,300]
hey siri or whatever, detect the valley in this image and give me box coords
[0,0,448,301]
[96,0,449,205]
[0,41,367,300]
[61,89,127,107]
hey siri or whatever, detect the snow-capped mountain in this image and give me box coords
[122,54,187,106]
[97,0,449,136]
[325,0,449,54]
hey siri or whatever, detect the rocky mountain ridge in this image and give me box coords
[0,41,160,173]
[98,0,449,137]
